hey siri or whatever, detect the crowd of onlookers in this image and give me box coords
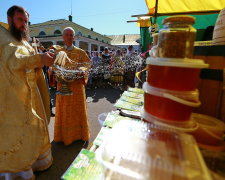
[36,43,144,116]
[86,45,144,90]
[36,40,145,91]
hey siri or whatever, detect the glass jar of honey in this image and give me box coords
[158,16,196,58]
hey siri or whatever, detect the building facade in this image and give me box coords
[107,34,141,52]
[29,17,116,51]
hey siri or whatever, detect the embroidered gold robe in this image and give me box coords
[0,25,51,172]
[53,45,90,145]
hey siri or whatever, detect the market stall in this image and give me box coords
[62,86,225,179]
[131,0,225,121]
[61,1,225,179]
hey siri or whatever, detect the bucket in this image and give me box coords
[190,126,224,146]
[192,113,225,137]
[146,58,209,91]
[213,8,225,45]
[190,114,225,147]
[143,82,201,121]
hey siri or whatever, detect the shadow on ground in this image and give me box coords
[36,87,122,180]
[35,141,88,180]
[86,87,122,103]
[50,86,122,105]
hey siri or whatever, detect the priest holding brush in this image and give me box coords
[0,5,55,180]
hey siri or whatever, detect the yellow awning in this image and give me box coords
[145,0,224,14]
[137,17,151,27]
[0,22,9,29]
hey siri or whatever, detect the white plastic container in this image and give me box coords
[97,120,212,180]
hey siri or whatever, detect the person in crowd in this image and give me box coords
[101,47,111,88]
[85,50,91,59]
[92,51,101,64]
[123,45,136,88]
[91,51,101,88]
[91,51,95,58]
[102,47,111,64]
[0,5,54,179]
[127,45,134,56]
[99,51,102,58]
[109,51,114,58]
[122,49,127,58]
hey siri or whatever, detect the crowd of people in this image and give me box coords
[47,45,144,90]
[86,46,143,90]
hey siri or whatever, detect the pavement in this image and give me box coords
[36,87,122,180]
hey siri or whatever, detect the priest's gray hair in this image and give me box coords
[63,27,75,36]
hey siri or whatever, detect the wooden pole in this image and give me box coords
[154,0,159,24]
[127,20,139,23]
[131,10,220,17]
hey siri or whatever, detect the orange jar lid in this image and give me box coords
[163,15,196,25]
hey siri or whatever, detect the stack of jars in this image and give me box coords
[142,16,209,134]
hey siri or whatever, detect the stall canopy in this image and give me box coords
[145,0,224,15]
[130,0,224,51]
[142,0,224,40]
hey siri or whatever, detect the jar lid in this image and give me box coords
[163,15,196,25]
[146,57,209,69]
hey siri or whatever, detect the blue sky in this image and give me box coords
[0,0,148,35]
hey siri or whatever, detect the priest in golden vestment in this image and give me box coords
[53,27,90,146]
[0,6,55,180]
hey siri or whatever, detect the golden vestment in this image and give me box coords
[0,25,51,173]
[54,45,90,145]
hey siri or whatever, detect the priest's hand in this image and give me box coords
[42,52,55,66]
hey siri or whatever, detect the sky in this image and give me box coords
[0,0,148,35]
